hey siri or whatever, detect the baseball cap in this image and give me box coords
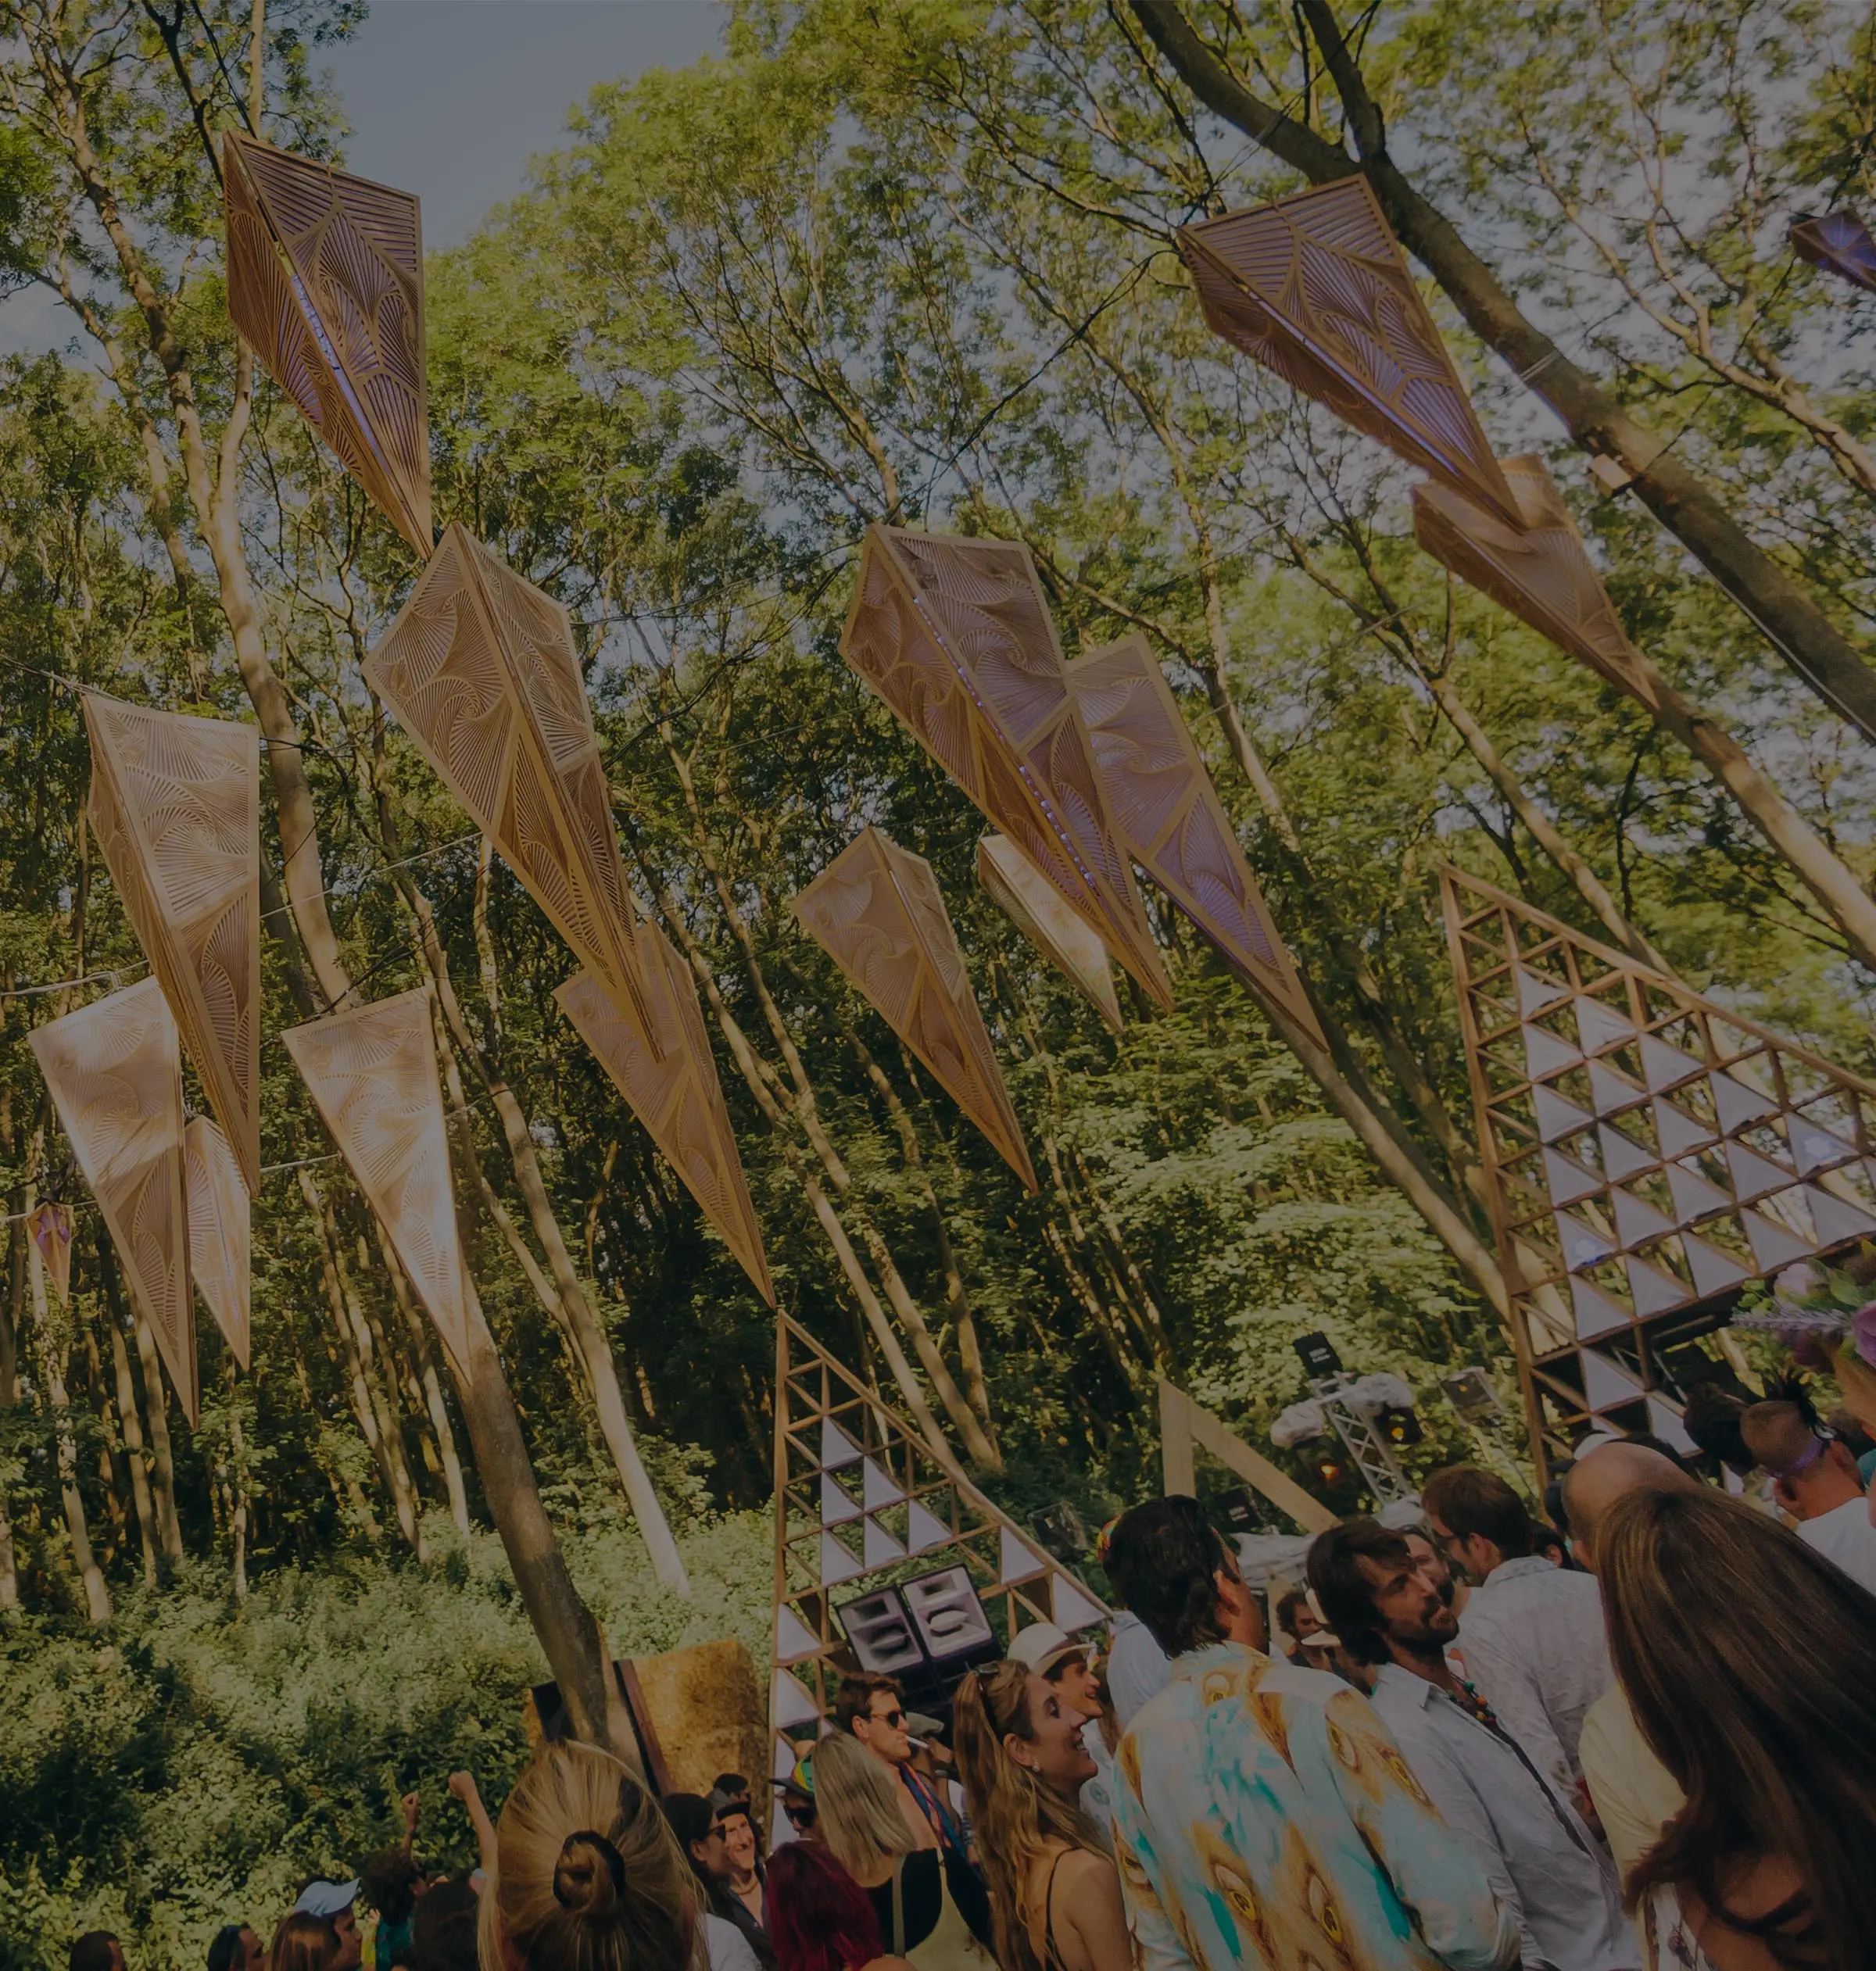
[293,1881,359,1919]
[768,1751,814,1798]
[1009,1622,1084,1676]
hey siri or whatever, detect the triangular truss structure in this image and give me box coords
[1157,1382,1334,1533]
[1180,177,1521,530]
[223,133,431,555]
[1066,635,1323,1047]
[185,1117,251,1371]
[977,834,1123,1034]
[30,981,196,1425]
[1791,211,1876,295]
[840,527,1172,1010]
[1442,866,1876,1467]
[793,828,1036,1190]
[1411,456,1659,710]
[282,987,476,1382]
[84,694,262,1194]
[365,523,655,1038]
[557,932,775,1306]
[771,1314,1108,1776]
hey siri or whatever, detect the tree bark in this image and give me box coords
[107,1311,160,1586]
[27,1200,109,1622]
[129,1308,185,1562]
[371,1219,473,1537]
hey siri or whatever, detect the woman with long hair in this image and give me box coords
[764,1841,912,1971]
[950,1662,1130,1971]
[477,1740,696,1971]
[1599,1483,1876,1969]
[268,1915,336,1971]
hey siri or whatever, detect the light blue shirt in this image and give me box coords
[1106,1609,1172,1728]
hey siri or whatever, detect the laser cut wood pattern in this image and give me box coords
[977,833,1123,1034]
[365,524,653,1038]
[1180,177,1521,531]
[840,527,1172,1010]
[1412,457,1659,709]
[223,132,431,556]
[84,693,263,1195]
[283,988,475,1382]
[30,981,196,1425]
[186,1117,251,1372]
[29,1202,73,1307]
[1441,865,1876,1473]
[793,829,1037,1189]
[769,1311,1107,1821]
[1065,635,1323,1048]
[1791,211,1876,295]
[557,933,775,1307]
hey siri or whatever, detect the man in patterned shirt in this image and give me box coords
[1103,1495,1520,1971]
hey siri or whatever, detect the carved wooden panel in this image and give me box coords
[282,987,474,1382]
[365,524,653,1038]
[30,980,195,1425]
[557,932,775,1307]
[1442,864,1876,1474]
[977,834,1123,1034]
[1180,177,1520,530]
[223,132,431,555]
[1412,456,1659,709]
[1065,636,1323,1047]
[793,828,1036,1189]
[28,1201,73,1307]
[186,1116,251,1372]
[840,528,1172,1010]
[1791,211,1876,295]
[84,693,263,1195]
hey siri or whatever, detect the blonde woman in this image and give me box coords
[951,1662,1130,1971]
[811,1733,990,1968]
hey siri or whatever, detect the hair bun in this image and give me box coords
[552,1830,628,1917]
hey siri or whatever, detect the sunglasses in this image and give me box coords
[874,1707,907,1727]
[782,1802,817,1829]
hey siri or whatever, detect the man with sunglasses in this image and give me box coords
[833,1674,972,1865]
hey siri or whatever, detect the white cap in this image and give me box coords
[292,1882,359,1920]
[1009,1621,1083,1676]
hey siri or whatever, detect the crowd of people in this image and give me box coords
[71,1391,1876,1971]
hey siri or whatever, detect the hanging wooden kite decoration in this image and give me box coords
[1790,211,1876,295]
[769,1312,1107,1815]
[977,833,1123,1034]
[28,1200,73,1307]
[1442,865,1876,1472]
[84,693,263,1195]
[30,980,196,1425]
[1179,177,1522,531]
[840,527,1172,1010]
[186,1117,252,1372]
[793,828,1037,1189]
[1066,635,1323,1048]
[282,988,476,1383]
[557,929,775,1306]
[222,132,432,556]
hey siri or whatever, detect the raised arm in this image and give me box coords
[448,1770,498,1880]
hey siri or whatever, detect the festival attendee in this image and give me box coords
[447,1771,498,1882]
[714,1798,766,1933]
[362,1794,428,1971]
[1309,1518,1634,1971]
[1008,1621,1115,1837]
[208,1927,263,1971]
[1102,1495,1518,1971]
[772,1756,818,1842]
[1598,1483,1876,1970]
[712,1776,753,1815]
[951,1659,1131,1971]
[832,1676,966,1869]
[1101,1608,1171,1729]
[813,1733,990,1966]
[1422,1465,1611,1789]
[1738,1397,1876,1594]
[481,1741,697,1971]
[661,1794,774,1969]
[410,1883,477,1971]
[292,1886,362,1971]
[71,1934,125,1971]
[269,1915,337,1971]
[763,1841,913,1971]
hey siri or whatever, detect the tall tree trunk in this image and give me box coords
[28,1199,109,1622]
[224,1359,249,1603]
[283,1300,381,1539]
[106,1316,159,1586]
[371,1221,472,1537]
[130,1309,185,1562]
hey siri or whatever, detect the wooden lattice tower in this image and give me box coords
[1443,867,1876,1470]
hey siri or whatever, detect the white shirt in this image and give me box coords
[1105,1610,1172,1728]
[1455,1555,1612,1790]
[1795,1495,1876,1594]
[1370,1665,1636,1971]
[699,1916,761,1971]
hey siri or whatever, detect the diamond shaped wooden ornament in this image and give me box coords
[840,528,1172,1008]
[282,988,474,1383]
[30,980,196,1425]
[185,1117,251,1372]
[977,835,1123,1033]
[1443,864,1876,1472]
[556,930,774,1306]
[793,828,1036,1189]
[1791,212,1876,295]
[1066,634,1323,1047]
[365,524,653,1037]
[85,694,262,1195]
[222,133,431,555]
[768,1313,1107,1824]
[1180,177,1520,529]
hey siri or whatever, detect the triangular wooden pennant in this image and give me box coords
[1791,211,1876,295]
[1443,864,1876,1474]
[1180,177,1520,528]
[222,133,431,556]
[862,1516,906,1568]
[1051,1575,1105,1634]
[1524,1025,1581,1079]
[27,1202,73,1307]
[776,1604,820,1663]
[1582,1349,1646,1414]
[793,828,1037,1188]
[821,1472,861,1526]
[84,694,262,1195]
[281,988,475,1383]
[861,1455,904,1510]
[840,528,1172,1007]
[1516,965,1569,1015]
[907,1498,953,1553]
[30,981,195,1425]
[1000,1525,1044,1583]
[184,1117,251,1372]
[1645,1397,1696,1454]
[1064,634,1323,1046]
[822,1417,864,1469]
[978,834,1124,1034]
[1571,1279,1632,1342]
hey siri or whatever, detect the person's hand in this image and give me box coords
[402,1790,421,1835]
[448,1771,479,1805]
